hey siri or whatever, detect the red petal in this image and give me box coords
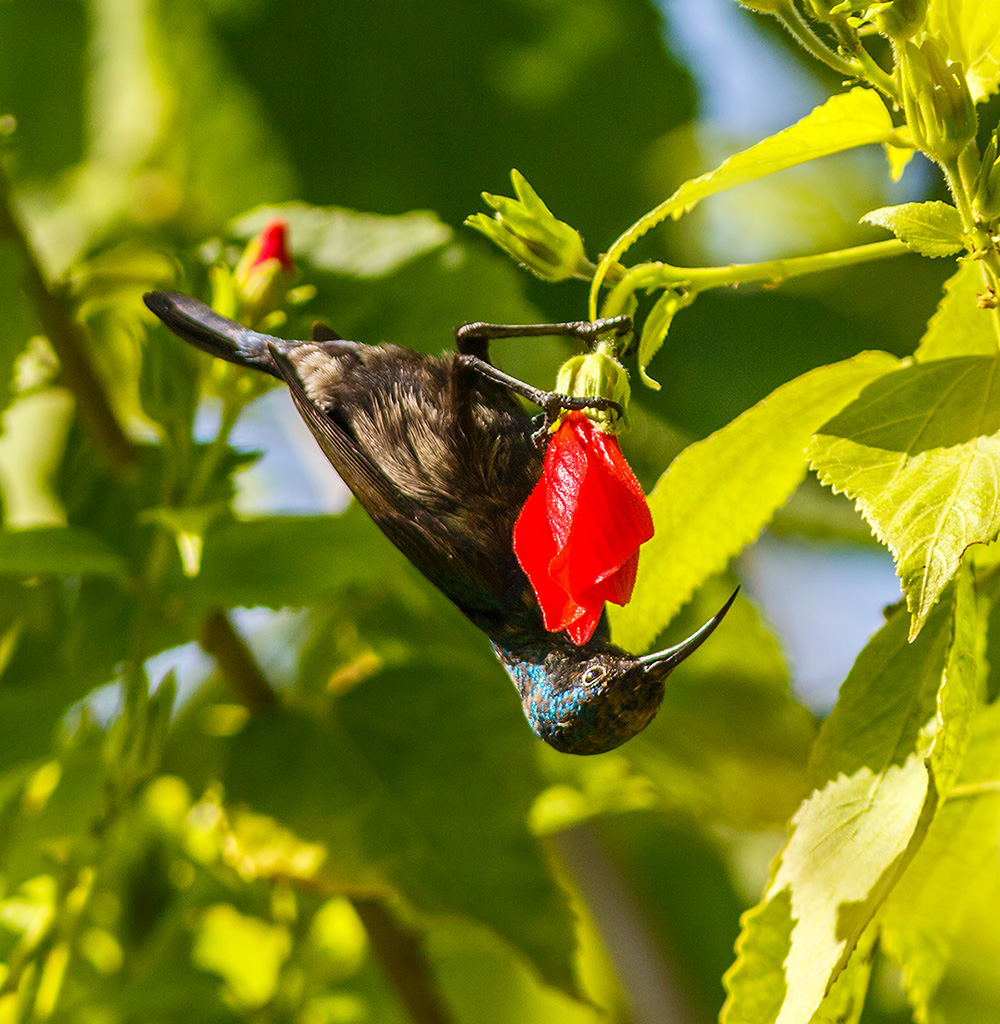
[512,414,654,646]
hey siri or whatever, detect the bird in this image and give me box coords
[144,290,737,755]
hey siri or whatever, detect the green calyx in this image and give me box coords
[869,0,927,39]
[973,128,1000,225]
[899,38,977,163]
[554,346,631,435]
[466,170,587,282]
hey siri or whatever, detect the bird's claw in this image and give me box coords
[531,393,626,449]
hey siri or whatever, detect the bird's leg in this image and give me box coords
[454,316,631,446]
[455,353,624,448]
[454,315,632,360]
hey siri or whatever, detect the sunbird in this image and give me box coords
[145,291,736,754]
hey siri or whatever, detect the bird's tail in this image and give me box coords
[143,291,282,379]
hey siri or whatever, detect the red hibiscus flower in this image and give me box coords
[513,413,654,645]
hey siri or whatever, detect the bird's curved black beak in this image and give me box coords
[636,587,740,680]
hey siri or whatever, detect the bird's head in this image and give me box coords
[498,588,739,755]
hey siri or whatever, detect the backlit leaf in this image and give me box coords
[722,568,979,1024]
[591,88,897,310]
[861,202,965,258]
[916,260,1000,360]
[611,349,900,652]
[809,356,1000,638]
[881,698,1000,1021]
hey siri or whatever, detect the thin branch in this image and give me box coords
[351,897,458,1024]
[199,609,280,714]
[0,162,137,468]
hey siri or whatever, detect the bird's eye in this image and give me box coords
[582,666,606,686]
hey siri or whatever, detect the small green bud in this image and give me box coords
[869,0,927,39]
[973,129,1000,224]
[900,38,977,163]
[554,347,631,434]
[466,170,586,282]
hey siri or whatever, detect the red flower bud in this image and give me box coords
[249,219,295,273]
[513,413,654,645]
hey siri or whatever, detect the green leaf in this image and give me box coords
[927,0,1000,102]
[591,88,897,306]
[661,88,896,219]
[630,579,814,830]
[809,355,1000,639]
[636,289,693,389]
[916,260,1000,360]
[183,510,417,612]
[223,648,579,994]
[610,349,900,653]
[722,569,980,1024]
[0,526,126,578]
[231,203,451,280]
[861,202,965,257]
[881,698,1000,1021]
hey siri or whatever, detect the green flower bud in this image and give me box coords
[900,38,977,163]
[869,0,927,39]
[554,348,631,435]
[973,128,1000,224]
[466,170,586,282]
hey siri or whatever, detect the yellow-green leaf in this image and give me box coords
[861,202,965,258]
[809,356,1000,639]
[590,88,897,314]
[611,350,900,652]
[723,570,979,1024]
[916,260,1000,360]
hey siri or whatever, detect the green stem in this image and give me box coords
[774,2,865,82]
[948,779,1000,800]
[199,610,278,714]
[351,898,458,1024]
[0,163,138,469]
[603,238,909,316]
[943,155,1000,335]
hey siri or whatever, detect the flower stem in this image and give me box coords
[602,238,910,316]
[773,2,863,82]
[0,163,138,469]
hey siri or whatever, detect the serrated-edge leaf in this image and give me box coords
[861,202,965,258]
[590,88,896,314]
[916,260,1000,361]
[0,526,126,578]
[610,350,900,652]
[880,696,1000,1019]
[723,579,971,1024]
[809,356,1000,639]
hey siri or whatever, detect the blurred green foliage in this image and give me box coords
[0,1,997,1023]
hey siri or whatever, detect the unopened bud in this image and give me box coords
[554,347,631,434]
[900,38,977,163]
[233,219,295,327]
[870,0,927,39]
[973,129,1000,223]
[466,170,586,282]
